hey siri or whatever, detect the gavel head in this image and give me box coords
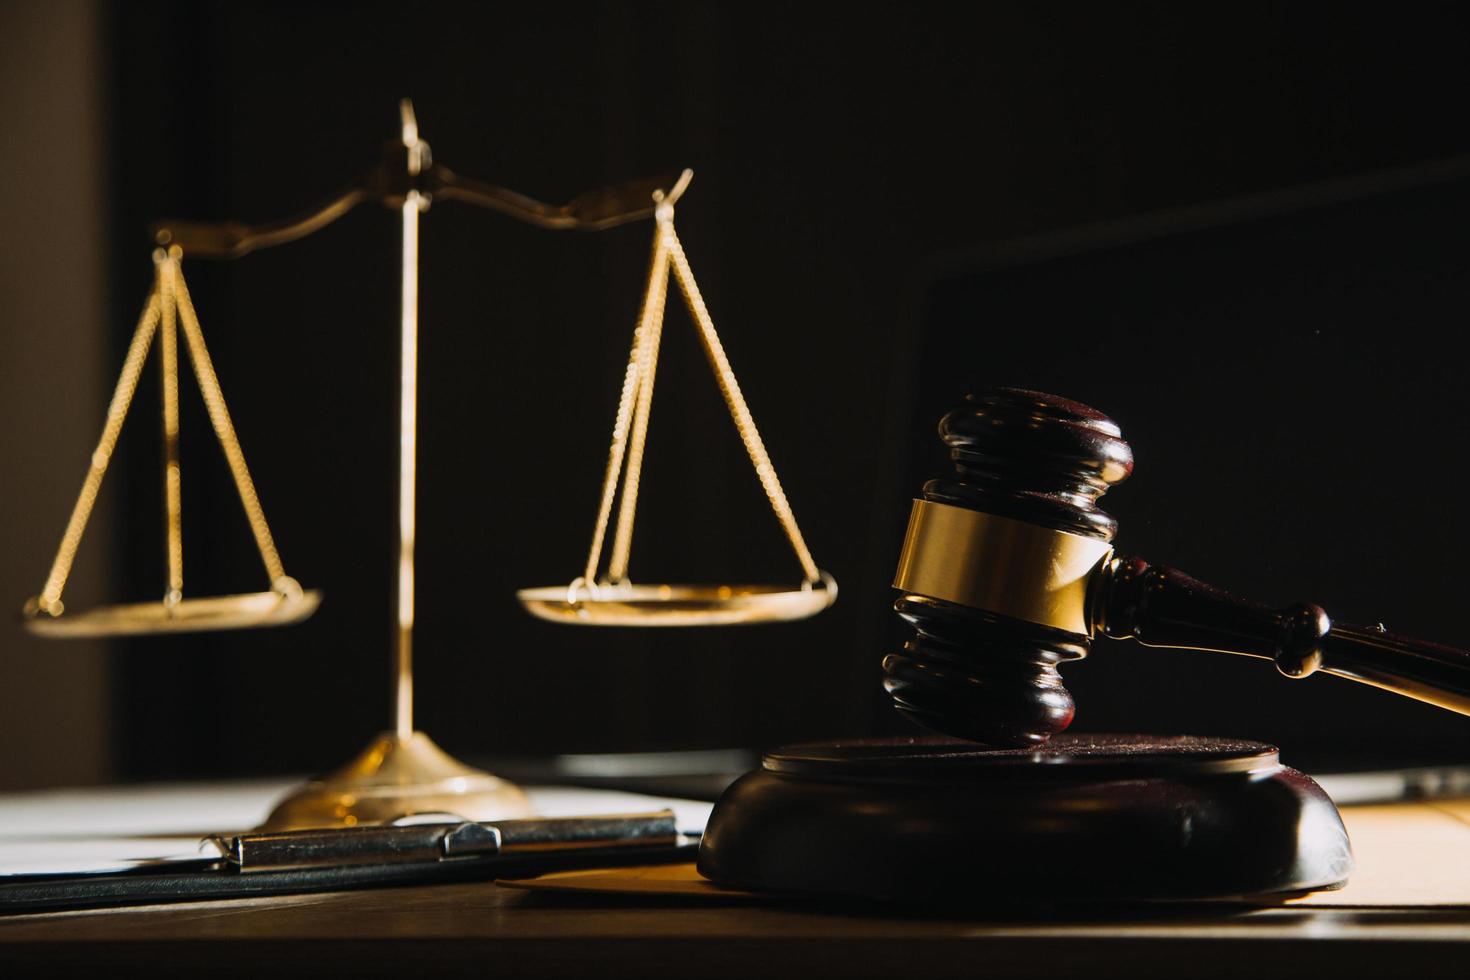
[883,388,1134,746]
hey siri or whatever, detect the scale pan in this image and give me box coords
[23,589,321,639]
[517,577,836,627]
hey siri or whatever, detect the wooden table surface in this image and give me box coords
[2,877,1469,978]
[3,785,1469,978]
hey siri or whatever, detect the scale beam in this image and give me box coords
[150,116,684,258]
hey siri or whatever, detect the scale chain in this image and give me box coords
[170,250,290,588]
[32,249,295,620]
[33,287,163,615]
[664,223,822,585]
[160,253,184,602]
[606,224,670,583]
[582,228,671,588]
[581,203,823,590]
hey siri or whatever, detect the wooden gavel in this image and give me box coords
[885,387,1470,747]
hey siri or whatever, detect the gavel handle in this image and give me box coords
[1321,624,1470,715]
[1096,556,1470,716]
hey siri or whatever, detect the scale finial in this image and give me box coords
[399,98,418,147]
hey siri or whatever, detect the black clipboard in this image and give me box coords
[0,839,698,914]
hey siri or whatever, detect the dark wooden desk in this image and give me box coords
[2,879,1469,979]
[3,786,1469,978]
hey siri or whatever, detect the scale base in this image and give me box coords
[258,730,533,832]
[698,734,1354,904]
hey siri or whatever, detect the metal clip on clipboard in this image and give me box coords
[213,810,681,873]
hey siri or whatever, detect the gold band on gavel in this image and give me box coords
[892,499,1113,635]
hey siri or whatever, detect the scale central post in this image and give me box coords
[395,134,425,739]
[258,102,532,831]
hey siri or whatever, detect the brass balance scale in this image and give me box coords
[21,102,835,831]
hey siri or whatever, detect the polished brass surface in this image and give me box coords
[893,499,1112,634]
[259,731,533,833]
[518,577,837,627]
[23,247,315,637]
[520,174,835,626]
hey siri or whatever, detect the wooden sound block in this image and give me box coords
[697,734,1353,904]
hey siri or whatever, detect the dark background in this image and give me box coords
[27,1,1470,781]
